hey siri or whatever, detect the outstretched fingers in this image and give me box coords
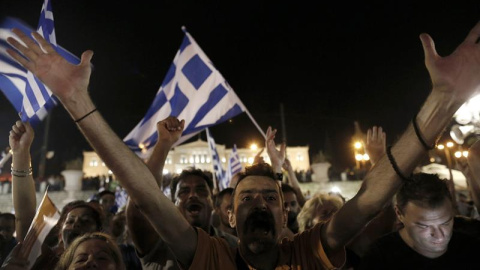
[12,29,45,55]
[31,31,57,54]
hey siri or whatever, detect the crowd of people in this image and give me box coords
[0,19,479,270]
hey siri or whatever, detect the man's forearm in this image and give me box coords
[287,170,306,207]
[146,141,170,189]
[325,89,463,251]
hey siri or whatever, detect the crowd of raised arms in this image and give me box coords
[0,20,478,270]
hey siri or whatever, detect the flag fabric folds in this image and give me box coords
[124,27,246,158]
[225,144,242,188]
[206,128,225,190]
[115,187,129,210]
[20,191,60,269]
[21,0,57,125]
[0,5,80,126]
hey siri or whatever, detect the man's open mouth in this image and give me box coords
[245,211,275,236]
[186,203,203,215]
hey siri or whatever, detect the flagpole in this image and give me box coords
[205,129,219,193]
[38,112,51,180]
[280,103,287,143]
[244,109,266,139]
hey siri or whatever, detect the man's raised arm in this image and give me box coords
[126,117,184,256]
[7,29,197,266]
[321,21,480,256]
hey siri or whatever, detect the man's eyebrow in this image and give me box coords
[442,217,454,224]
[414,222,428,226]
[238,189,278,195]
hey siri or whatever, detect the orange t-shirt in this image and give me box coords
[188,223,344,270]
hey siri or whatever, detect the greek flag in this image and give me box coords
[115,187,129,210]
[0,2,80,126]
[124,27,246,158]
[206,128,226,190]
[225,144,242,187]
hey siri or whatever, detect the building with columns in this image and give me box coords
[83,139,310,178]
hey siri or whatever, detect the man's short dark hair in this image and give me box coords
[0,213,15,222]
[98,190,115,199]
[281,184,295,194]
[234,162,276,188]
[215,188,234,208]
[170,167,214,201]
[231,163,283,211]
[396,173,452,212]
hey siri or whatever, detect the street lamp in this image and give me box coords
[354,142,362,149]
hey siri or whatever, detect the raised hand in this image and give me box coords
[253,148,265,165]
[265,126,285,172]
[9,121,34,154]
[156,116,185,149]
[365,126,386,165]
[420,22,480,102]
[6,29,93,105]
[282,158,293,172]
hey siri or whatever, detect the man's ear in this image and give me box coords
[394,205,404,223]
[228,209,236,228]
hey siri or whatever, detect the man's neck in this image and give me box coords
[219,223,236,236]
[239,242,279,270]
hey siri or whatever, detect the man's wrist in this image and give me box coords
[62,92,96,121]
[272,164,283,174]
[416,90,463,144]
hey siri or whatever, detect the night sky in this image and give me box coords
[0,0,479,175]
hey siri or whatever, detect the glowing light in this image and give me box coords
[363,154,370,161]
[108,170,113,175]
[355,154,364,161]
[176,169,182,174]
[429,157,435,163]
[331,186,341,194]
[437,144,445,150]
[250,143,258,151]
[454,151,462,158]
[221,157,226,163]
[163,169,169,175]
[248,157,254,164]
[354,142,362,149]
[463,151,469,158]
[446,142,454,148]
[46,151,54,159]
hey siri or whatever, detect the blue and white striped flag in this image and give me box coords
[115,187,129,210]
[21,0,57,125]
[206,128,225,190]
[0,2,80,126]
[124,27,246,158]
[225,144,242,187]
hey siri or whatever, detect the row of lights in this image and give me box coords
[353,141,370,161]
[436,142,468,158]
